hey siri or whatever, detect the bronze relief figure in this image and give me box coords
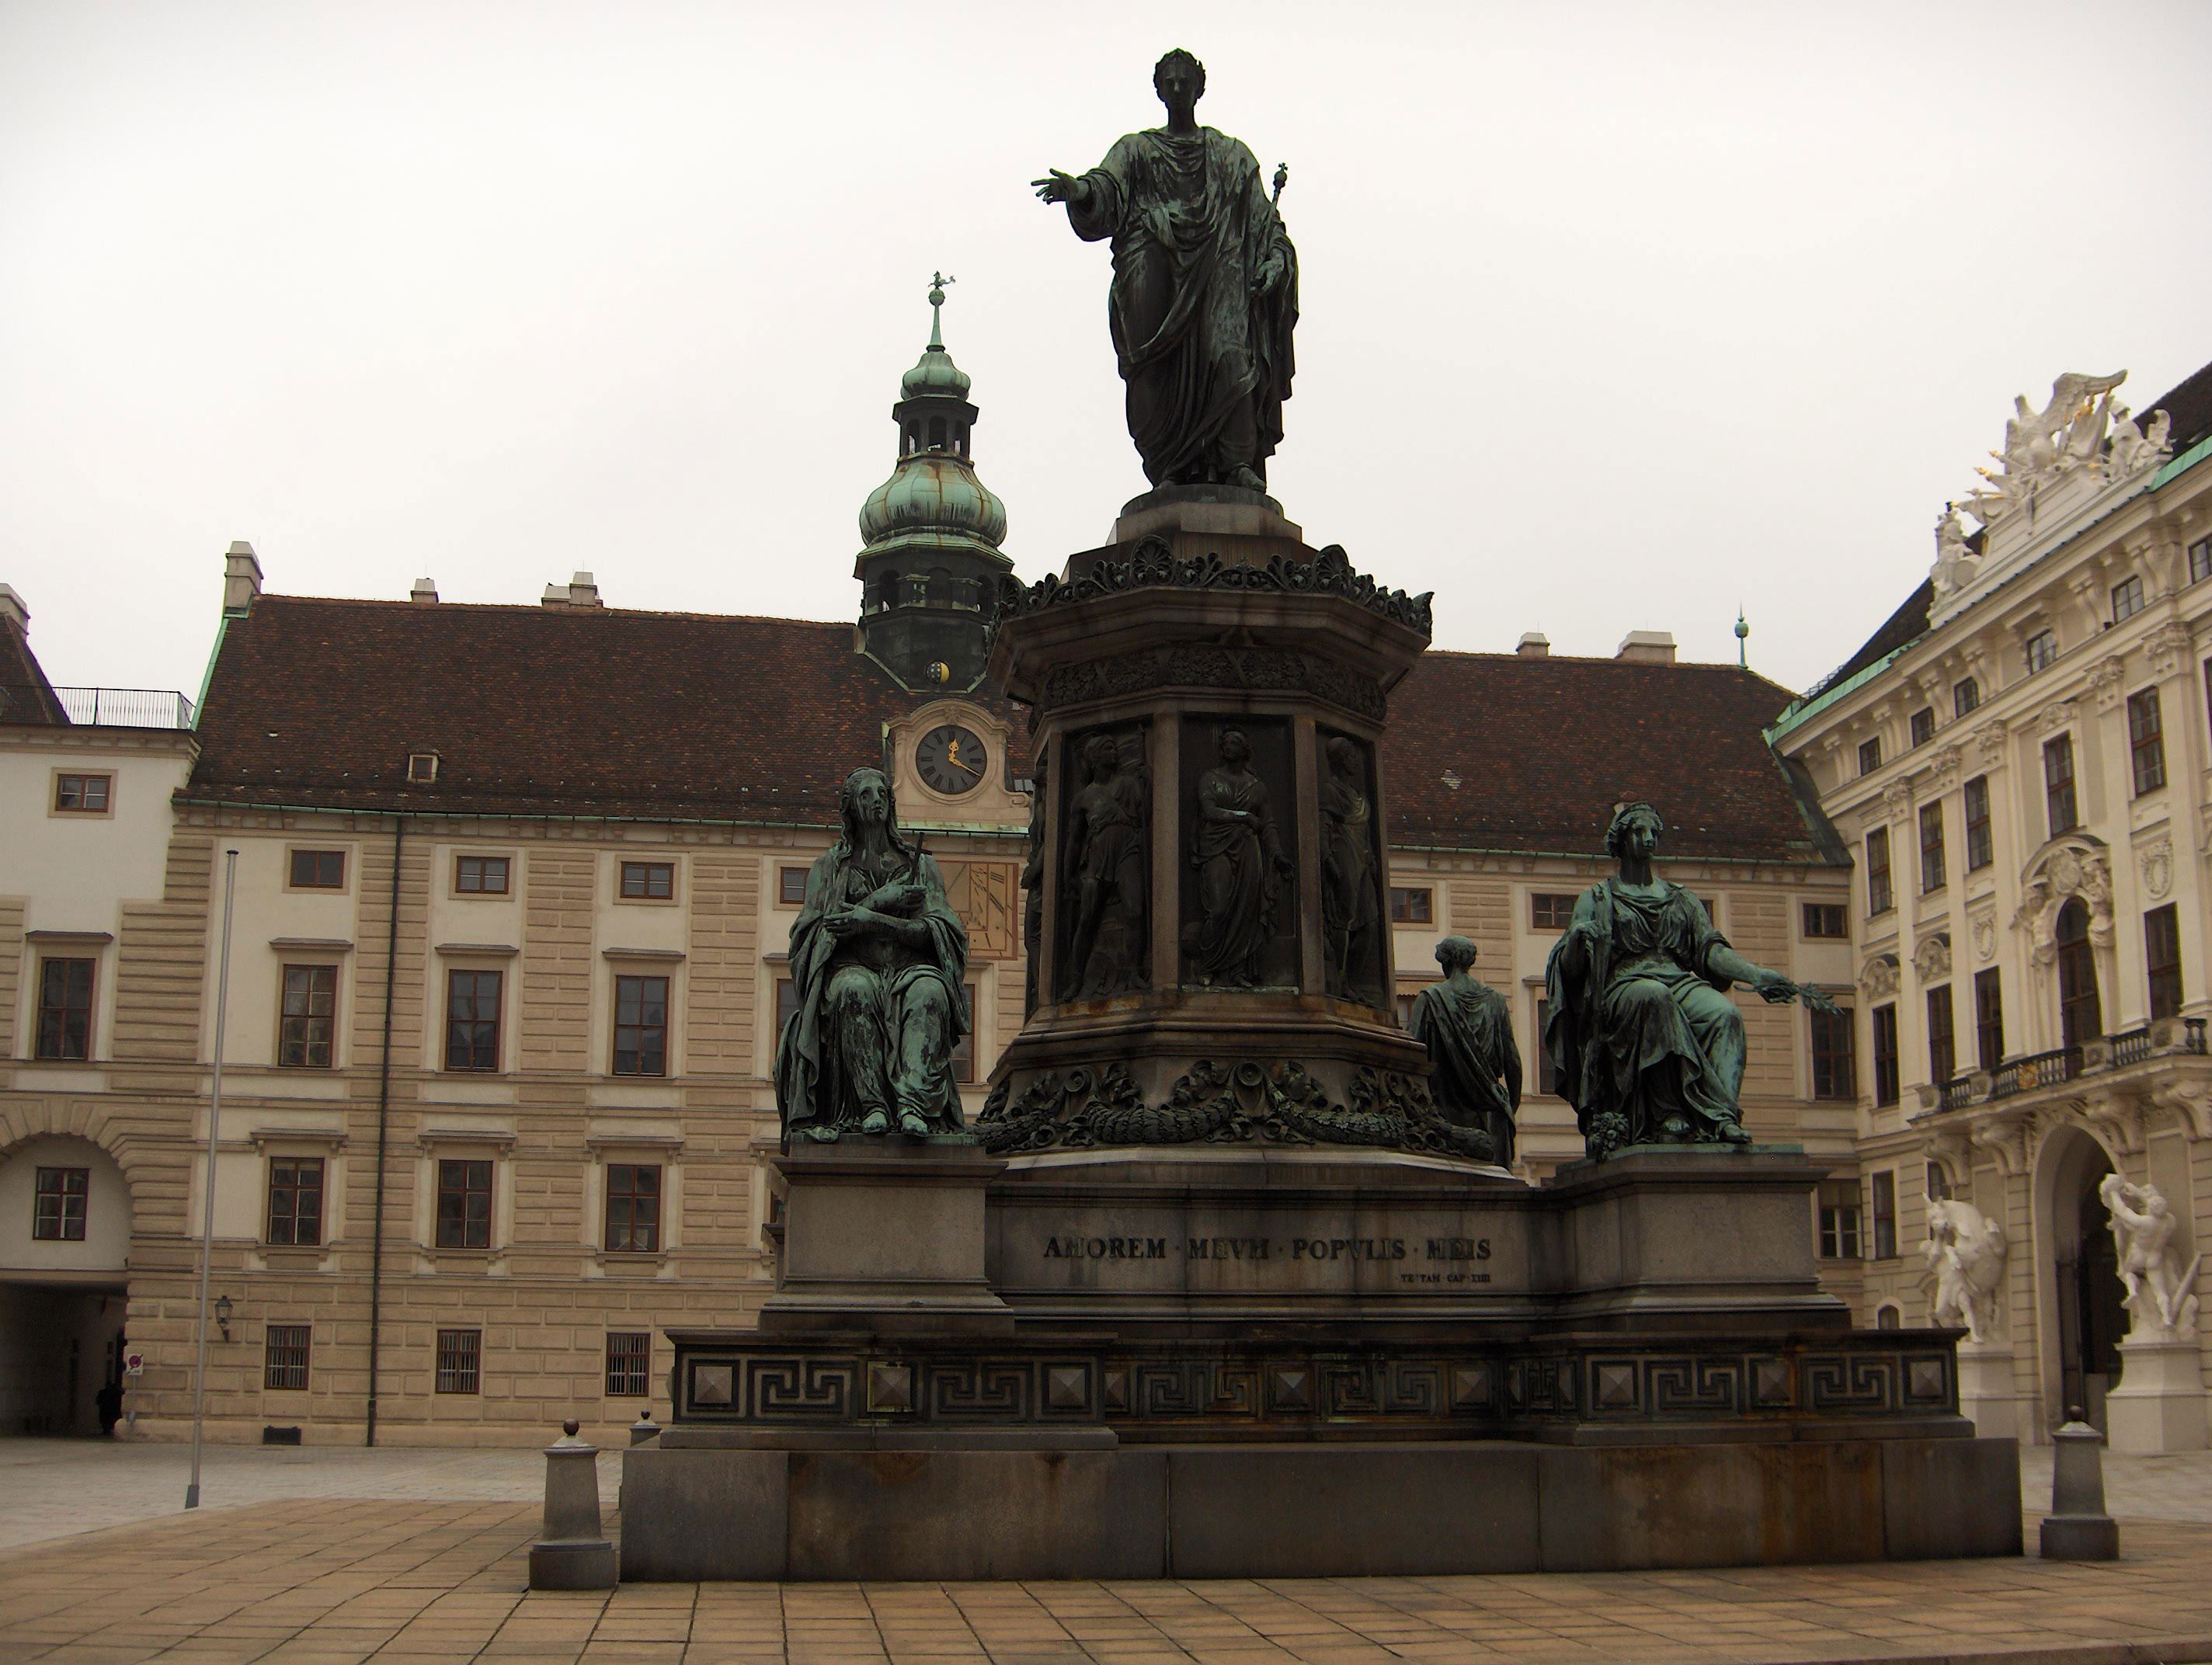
[1319,734,1382,1001]
[1183,726,1292,988]
[1063,730,1150,998]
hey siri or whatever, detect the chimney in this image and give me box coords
[541,571,604,610]
[411,577,440,604]
[0,583,27,638]
[223,541,263,617]
[1616,629,1676,665]
[1516,631,1549,658]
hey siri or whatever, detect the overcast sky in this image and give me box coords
[4,1,2209,705]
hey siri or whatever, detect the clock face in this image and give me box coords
[916,723,989,796]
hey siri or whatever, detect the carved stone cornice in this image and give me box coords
[2034,699,2078,736]
[1976,720,2010,766]
[2144,620,2194,680]
[1929,742,1963,791]
[2068,1089,2144,1156]
[1922,1124,1972,1182]
[1967,1105,2033,1176]
[1882,779,1915,821]
[2085,655,2127,713]
[995,538,1434,637]
[2149,1076,2212,1142]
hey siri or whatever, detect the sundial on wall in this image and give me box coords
[916,721,989,795]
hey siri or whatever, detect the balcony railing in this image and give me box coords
[1937,1074,1975,1111]
[2108,1026,2154,1069]
[1987,1046,2082,1101]
[54,687,195,729]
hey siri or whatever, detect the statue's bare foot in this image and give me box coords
[798,1124,842,1144]
[1659,1115,1691,1142]
[898,1112,930,1138]
[1717,1121,1753,1145]
[1226,465,1265,492]
[859,1109,891,1136]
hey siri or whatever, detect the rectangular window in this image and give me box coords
[1953,677,1980,718]
[1858,737,1882,776]
[263,1325,311,1392]
[1870,1171,1898,1260]
[34,957,95,1061]
[619,860,675,900]
[1801,902,1848,939]
[290,848,346,889]
[2127,688,2166,797]
[605,1163,662,1253]
[1918,801,1946,893]
[1963,775,1993,871]
[2043,734,2078,835]
[1865,828,1892,916]
[1909,707,1936,748]
[606,1332,650,1396]
[1817,1180,1862,1260]
[454,854,510,895]
[1394,991,1419,1030]
[1535,996,1560,1096]
[1871,1003,1899,1107]
[2191,536,2212,586]
[1810,1005,1856,1100]
[775,977,798,1038]
[2026,630,2057,674]
[2145,904,2183,1022]
[2110,575,2145,623]
[1388,886,1432,925]
[444,969,503,1071]
[952,983,979,1084]
[53,773,111,813]
[32,1166,89,1241]
[613,974,670,1076]
[266,1157,325,1246]
[1974,968,2004,1072]
[1926,1163,1952,1204]
[1926,984,1956,1086]
[435,1159,493,1250]
[279,965,337,1068]
[435,1329,481,1394]
[1531,893,1577,931]
[778,865,809,906]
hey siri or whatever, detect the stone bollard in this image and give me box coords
[2039,1413,2119,1560]
[628,1410,659,1446]
[528,1420,618,1590]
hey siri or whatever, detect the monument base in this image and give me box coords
[1956,1340,2020,1441]
[619,1434,2021,1580]
[2106,1334,2209,1455]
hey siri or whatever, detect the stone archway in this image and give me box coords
[0,1131,135,1435]
[2032,1124,2126,1431]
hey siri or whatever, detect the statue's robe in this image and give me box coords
[1068,766,1149,996]
[1187,764,1283,985]
[1320,775,1379,994]
[774,843,969,1140]
[1409,975,1521,1164]
[1543,879,1744,1148]
[1069,125,1297,486]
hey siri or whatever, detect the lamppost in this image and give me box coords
[186,848,240,1511]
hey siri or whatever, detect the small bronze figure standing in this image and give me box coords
[774,768,971,1142]
[1407,937,1521,1166]
[1319,735,1381,1001]
[1184,727,1291,987]
[1064,732,1149,998]
[1543,802,1835,1159]
[1033,49,1298,491]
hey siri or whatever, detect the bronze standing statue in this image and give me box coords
[1543,802,1838,1159]
[1408,937,1521,1166]
[1034,48,1298,491]
[774,768,970,1143]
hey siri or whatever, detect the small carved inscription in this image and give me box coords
[1043,1235,1170,1260]
[1031,1227,1495,1283]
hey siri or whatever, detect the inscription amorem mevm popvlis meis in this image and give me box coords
[1038,1231,1495,1286]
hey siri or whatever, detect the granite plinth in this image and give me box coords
[617,1435,2021,1581]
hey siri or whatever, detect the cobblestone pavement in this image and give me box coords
[1,1500,2210,1665]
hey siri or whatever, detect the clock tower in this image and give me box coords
[854,275,1010,692]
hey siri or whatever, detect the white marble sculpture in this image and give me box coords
[1930,506,1979,601]
[1923,1198,2007,1343]
[2105,405,2172,479]
[1963,371,2127,527]
[2100,1174,2202,1339]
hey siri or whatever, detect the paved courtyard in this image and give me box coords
[2,1438,2210,1664]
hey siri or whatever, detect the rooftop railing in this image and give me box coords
[54,687,195,729]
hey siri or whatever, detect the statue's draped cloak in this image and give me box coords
[1543,879,1744,1145]
[1071,126,1297,485]
[1320,777,1378,954]
[1188,763,1283,984]
[1410,977,1522,1161]
[774,842,969,1138]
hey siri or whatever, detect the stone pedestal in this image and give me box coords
[2040,1419,2119,1560]
[1955,1340,2019,1441]
[2106,1333,2209,1455]
[528,1430,617,1590]
[759,1139,1010,1335]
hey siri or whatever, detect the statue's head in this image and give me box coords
[1326,735,1360,780]
[1153,47,1205,111]
[1219,727,1251,766]
[839,766,896,837]
[1605,801,1664,861]
[1435,936,1476,975]
[1084,733,1120,778]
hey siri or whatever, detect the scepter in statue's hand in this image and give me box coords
[1271,162,1288,206]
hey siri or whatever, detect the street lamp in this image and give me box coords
[214,1295,232,1343]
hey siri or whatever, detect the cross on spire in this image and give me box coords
[927,271,955,349]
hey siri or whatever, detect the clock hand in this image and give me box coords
[948,752,984,774]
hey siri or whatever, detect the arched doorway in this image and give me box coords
[0,1134,133,1436]
[2037,1127,2126,1431]
[2056,899,2102,1055]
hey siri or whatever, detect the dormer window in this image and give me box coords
[408,752,440,785]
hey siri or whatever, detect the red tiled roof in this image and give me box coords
[186,596,1034,824]
[188,596,1836,865]
[1385,651,1835,864]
